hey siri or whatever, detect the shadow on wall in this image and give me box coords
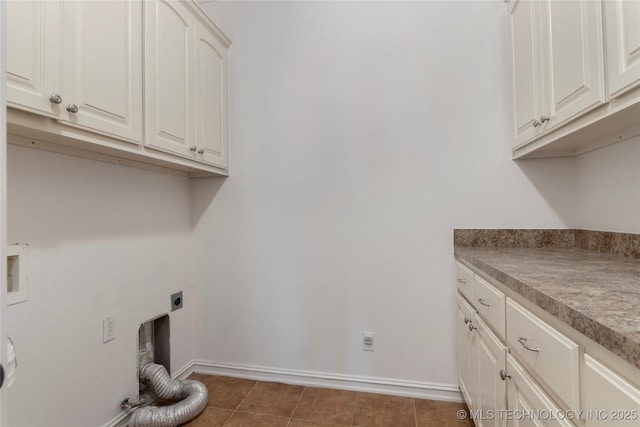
[190,176,227,227]
[7,144,193,247]
[514,156,577,227]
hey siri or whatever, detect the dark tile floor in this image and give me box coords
[183,374,474,427]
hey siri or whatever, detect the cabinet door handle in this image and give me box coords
[197,148,204,154]
[189,146,197,152]
[499,369,511,381]
[539,115,549,124]
[532,119,540,128]
[49,93,63,104]
[517,337,540,352]
[66,103,79,114]
[464,316,470,324]
[468,322,477,332]
[457,279,467,284]
[477,298,492,307]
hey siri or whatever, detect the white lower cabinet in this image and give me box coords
[474,315,508,427]
[506,299,580,411]
[458,261,640,427]
[458,294,477,410]
[506,355,575,427]
[456,265,580,427]
[583,355,640,426]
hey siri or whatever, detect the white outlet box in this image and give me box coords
[362,331,374,351]
[103,316,116,343]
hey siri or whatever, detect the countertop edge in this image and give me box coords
[454,247,640,370]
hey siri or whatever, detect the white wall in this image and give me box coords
[6,145,196,427]
[575,136,640,233]
[192,1,575,390]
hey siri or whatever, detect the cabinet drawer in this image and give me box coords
[506,354,575,427]
[456,261,474,304]
[506,299,580,411]
[583,355,640,426]
[474,275,505,339]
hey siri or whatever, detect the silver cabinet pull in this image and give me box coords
[66,103,79,114]
[539,115,549,124]
[189,146,197,152]
[532,119,540,127]
[499,369,511,381]
[477,298,492,307]
[197,148,204,154]
[517,337,540,352]
[464,316,470,324]
[49,93,63,104]
[457,279,467,284]
[468,322,477,332]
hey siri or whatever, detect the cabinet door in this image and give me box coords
[583,355,640,426]
[475,316,507,427]
[5,0,62,117]
[144,0,196,159]
[457,294,477,411]
[509,0,544,148]
[506,355,575,427]
[60,0,143,144]
[541,0,605,129]
[604,0,640,99]
[195,24,229,168]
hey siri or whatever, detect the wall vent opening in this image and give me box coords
[138,315,170,397]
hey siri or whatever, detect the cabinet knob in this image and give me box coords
[532,119,540,128]
[190,146,197,152]
[49,93,63,104]
[499,369,511,381]
[66,103,79,114]
[468,322,476,332]
[539,115,549,124]
[197,148,204,155]
[464,316,470,324]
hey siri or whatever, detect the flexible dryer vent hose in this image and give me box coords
[130,363,208,427]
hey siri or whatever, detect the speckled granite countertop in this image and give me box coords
[455,246,640,369]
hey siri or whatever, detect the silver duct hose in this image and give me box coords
[130,363,208,427]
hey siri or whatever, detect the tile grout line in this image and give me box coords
[412,397,418,427]
[350,392,360,426]
[285,386,307,426]
[221,379,260,426]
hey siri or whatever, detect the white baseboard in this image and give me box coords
[103,410,132,427]
[179,359,463,403]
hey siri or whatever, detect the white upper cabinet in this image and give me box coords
[510,0,605,149]
[144,0,196,159]
[144,0,230,170]
[6,1,143,144]
[540,0,605,130]
[60,1,143,143]
[195,24,229,168]
[509,0,543,146]
[604,0,640,99]
[509,0,640,158]
[6,1,62,118]
[6,0,230,176]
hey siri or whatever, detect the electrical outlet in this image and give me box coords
[171,291,183,311]
[362,331,374,351]
[103,316,116,343]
